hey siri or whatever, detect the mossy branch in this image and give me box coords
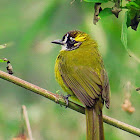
[0,70,140,137]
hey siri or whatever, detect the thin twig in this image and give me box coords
[0,70,140,137]
[103,115,140,137]
[22,105,33,140]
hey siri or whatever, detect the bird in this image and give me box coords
[52,30,110,140]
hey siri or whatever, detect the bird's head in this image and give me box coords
[51,30,89,51]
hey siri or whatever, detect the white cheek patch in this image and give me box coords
[63,33,69,43]
[61,44,67,50]
[61,33,69,50]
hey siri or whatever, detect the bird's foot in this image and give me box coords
[63,94,71,108]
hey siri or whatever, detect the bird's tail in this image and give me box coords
[85,101,105,140]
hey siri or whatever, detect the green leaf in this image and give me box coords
[126,1,140,30]
[99,8,112,18]
[84,0,109,3]
[126,2,140,10]
[121,11,128,50]
[0,59,5,63]
[126,12,131,27]
[135,0,140,5]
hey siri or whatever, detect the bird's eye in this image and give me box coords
[70,37,74,41]
[69,37,75,44]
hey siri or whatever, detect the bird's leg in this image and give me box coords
[63,94,71,107]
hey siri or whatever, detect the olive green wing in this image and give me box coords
[101,69,110,108]
[59,61,108,107]
[59,62,110,108]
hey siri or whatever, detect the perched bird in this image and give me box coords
[52,30,110,140]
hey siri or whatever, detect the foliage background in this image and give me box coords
[0,0,140,139]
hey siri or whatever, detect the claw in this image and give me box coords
[63,94,71,108]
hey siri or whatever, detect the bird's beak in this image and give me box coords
[51,40,64,45]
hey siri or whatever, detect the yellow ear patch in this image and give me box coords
[75,34,87,42]
[74,43,79,46]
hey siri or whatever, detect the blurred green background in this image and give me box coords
[0,0,140,139]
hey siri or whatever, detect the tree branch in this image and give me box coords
[0,70,140,137]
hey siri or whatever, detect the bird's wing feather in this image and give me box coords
[101,69,110,108]
[59,63,105,107]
